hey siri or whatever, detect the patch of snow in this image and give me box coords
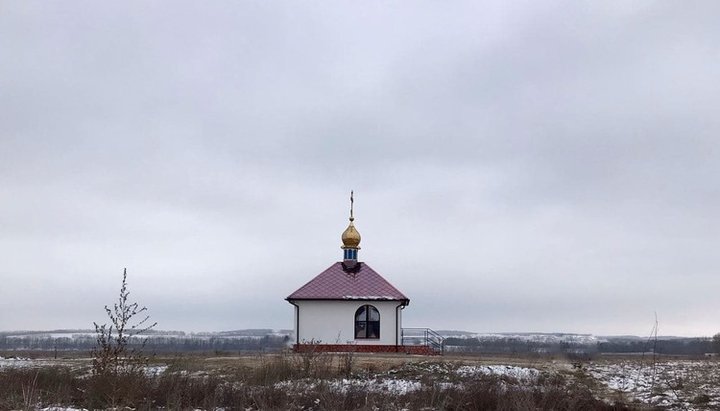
[330,378,422,395]
[341,295,399,300]
[144,364,168,376]
[0,356,37,369]
[275,378,422,395]
[456,365,540,381]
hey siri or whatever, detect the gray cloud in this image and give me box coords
[1,1,719,336]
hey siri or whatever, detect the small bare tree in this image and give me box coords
[90,268,157,407]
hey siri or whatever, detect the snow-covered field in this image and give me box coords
[587,359,720,410]
[269,358,720,410]
[270,360,544,402]
[4,354,720,410]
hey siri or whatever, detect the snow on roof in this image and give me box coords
[286,262,409,303]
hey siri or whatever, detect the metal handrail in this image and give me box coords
[401,327,444,354]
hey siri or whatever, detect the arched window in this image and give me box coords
[355,305,380,339]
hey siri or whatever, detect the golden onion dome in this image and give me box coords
[341,218,361,248]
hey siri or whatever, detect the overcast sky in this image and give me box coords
[1,1,719,336]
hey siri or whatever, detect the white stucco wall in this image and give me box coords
[291,300,405,346]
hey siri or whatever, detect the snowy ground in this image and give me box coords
[0,355,166,377]
[275,377,424,396]
[456,364,540,381]
[272,360,542,398]
[4,355,720,410]
[285,358,720,410]
[585,358,720,410]
[0,355,36,369]
[0,355,93,372]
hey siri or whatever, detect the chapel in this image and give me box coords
[286,193,441,354]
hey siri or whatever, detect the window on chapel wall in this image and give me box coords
[355,305,380,339]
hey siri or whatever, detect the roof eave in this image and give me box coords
[286,297,410,304]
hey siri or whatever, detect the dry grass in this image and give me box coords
[0,352,638,410]
[0,366,81,410]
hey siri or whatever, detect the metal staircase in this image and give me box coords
[401,327,444,355]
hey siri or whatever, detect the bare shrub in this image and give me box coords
[295,339,332,378]
[88,268,157,408]
[92,268,157,375]
[337,345,357,379]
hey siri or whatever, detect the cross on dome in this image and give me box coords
[341,191,361,261]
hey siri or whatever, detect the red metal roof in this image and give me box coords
[286,262,409,303]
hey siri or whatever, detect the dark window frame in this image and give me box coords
[354,304,380,340]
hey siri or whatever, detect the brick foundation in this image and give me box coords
[292,344,440,356]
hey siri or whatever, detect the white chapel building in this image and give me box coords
[286,194,440,354]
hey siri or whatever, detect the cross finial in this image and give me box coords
[349,190,354,221]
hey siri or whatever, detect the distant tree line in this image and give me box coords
[597,338,716,355]
[3,333,718,356]
[0,334,290,353]
[444,336,719,356]
[444,337,596,355]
